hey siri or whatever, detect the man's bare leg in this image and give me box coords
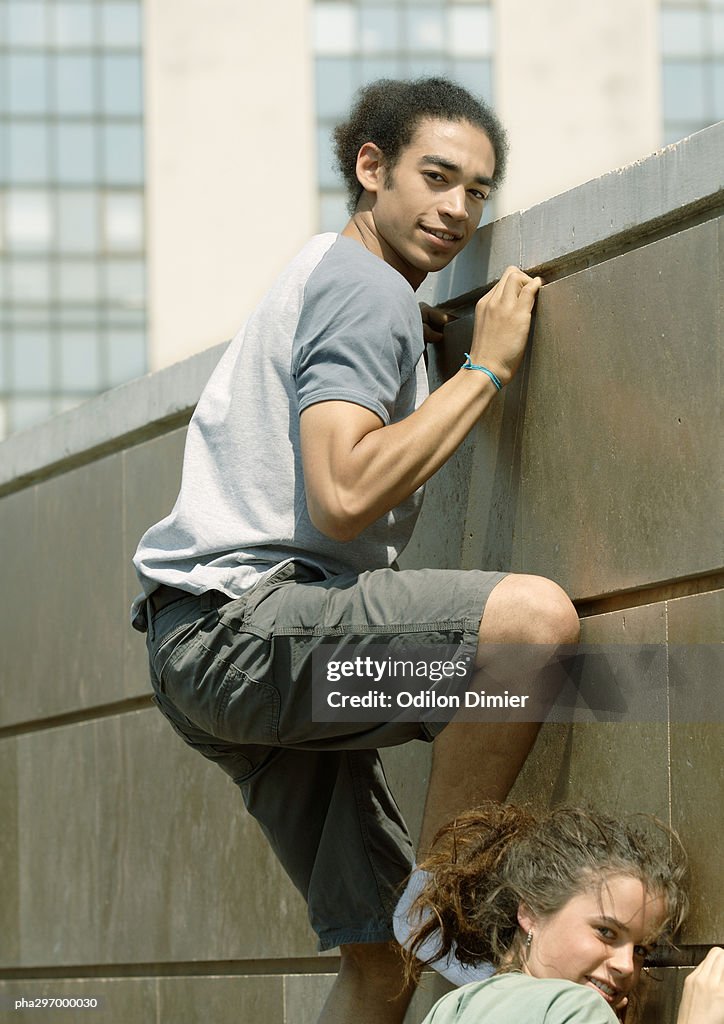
[320,575,578,1022]
[419,573,579,853]
[318,943,415,1024]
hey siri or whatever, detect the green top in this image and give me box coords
[421,974,620,1024]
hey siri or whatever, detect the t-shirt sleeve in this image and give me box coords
[545,985,620,1023]
[291,245,423,425]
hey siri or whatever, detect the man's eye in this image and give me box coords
[424,172,445,182]
[468,190,486,201]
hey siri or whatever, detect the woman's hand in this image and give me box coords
[677,948,724,1024]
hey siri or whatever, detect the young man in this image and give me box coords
[132,78,579,1023]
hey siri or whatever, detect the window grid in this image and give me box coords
[660,0,724,143]
[0,0,146,440]
[313,1,495,233]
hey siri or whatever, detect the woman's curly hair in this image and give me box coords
[403,802,688,983]
[332,76,509,212]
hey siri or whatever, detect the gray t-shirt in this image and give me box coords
[132,233,429,607]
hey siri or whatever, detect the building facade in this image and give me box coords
[0,0,722,439]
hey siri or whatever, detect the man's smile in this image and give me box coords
[420,225,462,246]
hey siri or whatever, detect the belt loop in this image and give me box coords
[146,598,156,642]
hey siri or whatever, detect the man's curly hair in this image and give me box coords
[332,77,509,213]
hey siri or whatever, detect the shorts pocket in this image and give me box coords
[152,693,256,783]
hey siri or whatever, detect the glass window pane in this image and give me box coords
[106,329,146,386]
[54,2,95,47]
[55,123,98,184]
[8,56,48,114]
[104,193,143,251]
[314,4,357,55]
[58,191,99,253]
[58,260,99,302]
[102,55,143,115]
[101,2,142,47]
[713,13,724,55]
[662,61,707,120]
[319,191,348,233]
[359,57,402,85]
[11,397,54,433]
[405,7,445,53]
[8,2,47,46]
[11,330,52,391]
[60,330,100,389]
[8,260,52,302]
[0,123,7,180]
[6,192,53,250]
[714,62,724,119]
[105,259,145,306]
[316,127,338,189]
[360,7,400,53]
[54,55,96,115]
[8,124,50,184]
[57,307,98,326]
[406,57,447,78]
[102,124,144,184]
[451,59,492,99]
[0,332,8,389]
[660,10,705,57]
[663,124,692,145]
[449,7,492,57]
[315,58,357,118]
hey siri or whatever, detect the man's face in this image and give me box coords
[368,117,496,287]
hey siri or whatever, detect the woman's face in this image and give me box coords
[518,874,666,1012]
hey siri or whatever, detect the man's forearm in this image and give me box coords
[302,366,497,542]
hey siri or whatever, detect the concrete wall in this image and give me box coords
[0,124,721,1023]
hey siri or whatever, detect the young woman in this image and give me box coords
[403,803,723,1023]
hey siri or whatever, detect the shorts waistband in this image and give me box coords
[148,585,231,616]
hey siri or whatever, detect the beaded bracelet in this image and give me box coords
[461,353,503,391]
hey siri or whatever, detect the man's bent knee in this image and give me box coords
[479,573,580,648]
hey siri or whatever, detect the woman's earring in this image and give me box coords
[526,929,533,950]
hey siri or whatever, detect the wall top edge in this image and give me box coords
[424,121,724,306]
[0,342,228,495]
[1,123,722,494]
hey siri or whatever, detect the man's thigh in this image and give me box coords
[144,562,505,946]
[151,561,506,752]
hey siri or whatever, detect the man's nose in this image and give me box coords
[441,186,468,220]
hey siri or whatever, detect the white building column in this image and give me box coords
[494,0,661,215]
[144,0,317,370]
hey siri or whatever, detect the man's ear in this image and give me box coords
[517,903,536,933]
[355,142,386,196]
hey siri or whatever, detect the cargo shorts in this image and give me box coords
[141,560,506,950]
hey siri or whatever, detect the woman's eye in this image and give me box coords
[596,927,615,939]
